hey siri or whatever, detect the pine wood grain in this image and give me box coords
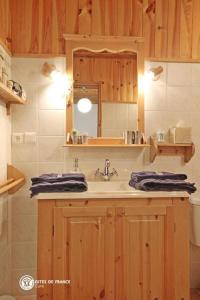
[10,0,143,56]
[7,1,200,61]
[0,0,11,51]
[53,206,115,299]
[38,197,190,299]
[74,53,138,103]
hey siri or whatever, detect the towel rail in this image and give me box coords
[0,165,26,196]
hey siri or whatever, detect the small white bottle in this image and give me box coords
[72,158,81,173]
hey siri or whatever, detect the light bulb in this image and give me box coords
[50,70,62,82]
[77,98,92,113]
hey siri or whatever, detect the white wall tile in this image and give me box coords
[11,195,37,215]
[12,144,37,163]
[11,57,66,85]
[38,162,65,174]
[192,64,200,86]
[12,242,36,269]
[12,214,37,243]
[167,86,193,112]
[38,84,66,110]
[38,136,65,162]
[12,107,37,132]
[38,110,65,136]
[145,85,167,111]
[167,63,192,86]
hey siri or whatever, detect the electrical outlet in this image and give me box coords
[12,133,24,144]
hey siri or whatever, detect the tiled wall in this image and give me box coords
[102,103,137,137]
[10,58,200,298]
[145,61,200,288]
[0,45,12,295]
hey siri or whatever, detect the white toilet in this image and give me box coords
[190,197,200,246]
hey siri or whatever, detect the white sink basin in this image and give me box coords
[87,181,134,194]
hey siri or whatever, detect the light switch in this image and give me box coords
[12,133,24,144]
[24,132,37,144]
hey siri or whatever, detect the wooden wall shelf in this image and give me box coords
[0,165,26,196]
[0,82,26,114]
[64,144,150,148]
[150,137,195,163]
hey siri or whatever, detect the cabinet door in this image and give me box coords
[53,206,115,300]
[115,206,166,300]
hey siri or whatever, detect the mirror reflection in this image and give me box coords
[73,50,138,138]
[73,84,100,137]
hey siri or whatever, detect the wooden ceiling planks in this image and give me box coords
[9,0,143,56]
[0,0,199,60]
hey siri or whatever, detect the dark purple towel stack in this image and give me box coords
[129,171,196,194]
[30,173,88,197]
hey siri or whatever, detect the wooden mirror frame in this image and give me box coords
[64,34,145,136]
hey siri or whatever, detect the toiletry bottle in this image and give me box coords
[71,158,81,173]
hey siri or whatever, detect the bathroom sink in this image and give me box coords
[36,180,189,199]
[87,181,134,194]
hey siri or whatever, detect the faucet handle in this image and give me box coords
[112,168,118,176]
[95,168,100,177]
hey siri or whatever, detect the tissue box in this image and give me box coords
[169,127,192,144]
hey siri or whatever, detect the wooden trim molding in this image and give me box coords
[64,34,145,135]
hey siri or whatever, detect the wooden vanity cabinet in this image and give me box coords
[37,197,190,300]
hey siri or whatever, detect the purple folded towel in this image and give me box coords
[129,171,196,194]
[30,173,87,197]
[130,171,187,186]
[132,178,196,194]
[31,173,85,184]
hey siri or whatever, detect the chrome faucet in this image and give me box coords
[95,159,118,181]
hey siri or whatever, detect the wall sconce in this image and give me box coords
[41,62,57,79]
[41,62,72,97]
[148,66,163,81]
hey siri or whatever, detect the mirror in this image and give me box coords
[73,50,138,138]
[64,34,145,143]
[73,83,101,137]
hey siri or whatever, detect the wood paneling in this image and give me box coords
[115,208,165,299]
[145,0,195,60]
[0,0,11,51]
[10,0,143,56]
[38,197,190,300]
[0,0,199,60]
[74,52,137,103]
[53,206,115,300]
[192,0,200,59]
